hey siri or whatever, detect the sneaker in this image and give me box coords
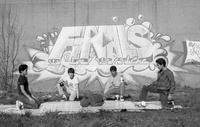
[115,95,120,101]
[168,100,175,106]
[16,100,24,110]
[135,101,146,107]
[120,96,124,101]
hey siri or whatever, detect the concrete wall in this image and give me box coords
[1,0,200,92]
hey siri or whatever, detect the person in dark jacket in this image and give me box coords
[139,58,175,107]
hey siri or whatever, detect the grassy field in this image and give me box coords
[0,86,200,127]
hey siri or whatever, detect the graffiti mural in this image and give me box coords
[25,15,183,88]
[184,40,200,64]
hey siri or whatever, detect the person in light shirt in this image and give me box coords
[57,68,79,101]
[104,66,127,101]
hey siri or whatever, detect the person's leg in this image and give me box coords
[68,90,77,101]
[159,90,171,107]
[33,98,41,107]
[104,88,119,99]
[139,84,158,101]
[56,83,65,95]
[18,96,39,109]
[80,97,90,107]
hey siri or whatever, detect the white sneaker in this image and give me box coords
[138,101,146,107]
[115,95,119,101]
[120,96,124,101]
[135,101,146,107]
[141,101,146,107]
[16,100,24,110]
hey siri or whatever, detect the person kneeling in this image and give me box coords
[139,58,175,108]
[57,68,79,101]
[17,64,40,109]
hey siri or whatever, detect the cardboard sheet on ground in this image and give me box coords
[0,101,181,115]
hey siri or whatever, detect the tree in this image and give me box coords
[0,4,22,92]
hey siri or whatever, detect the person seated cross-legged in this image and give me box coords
[139,58,175,108]
[56,68,79,101]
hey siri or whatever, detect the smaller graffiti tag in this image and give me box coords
[185,40,200,63]
[48,59,61,64]
[192,44,200,59]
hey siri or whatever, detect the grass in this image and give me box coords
[0,86,200,127]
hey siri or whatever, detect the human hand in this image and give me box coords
[60,81,65,86]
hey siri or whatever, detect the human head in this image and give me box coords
[68,68,75,79]
[18,64,28,76]
[110,66,117,77]
[156,58,166,70]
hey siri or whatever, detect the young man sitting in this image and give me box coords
[104,66,127,101]
[57,68,79,101]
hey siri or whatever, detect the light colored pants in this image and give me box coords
[56,84,77,101]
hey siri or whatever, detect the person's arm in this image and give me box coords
[151,71,160,86]
[120,74,130,86]
[168,72,175,94]
[20,85,35,102]
[104,80,112,94]
[58,76,68,87]
[31,94,38,100]
[150,80,159,86]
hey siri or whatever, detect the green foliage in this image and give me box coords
[0,4,22,92]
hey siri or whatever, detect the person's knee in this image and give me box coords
[160,93,168,100]
[69,92,77,101]
[69,95,76,101]
[141,85,147,90]
[80,98,90,107]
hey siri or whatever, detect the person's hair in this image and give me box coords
[110,66,117,72]
[156,58,166,67]
[68,68,75,73]
[18,64,28,73]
